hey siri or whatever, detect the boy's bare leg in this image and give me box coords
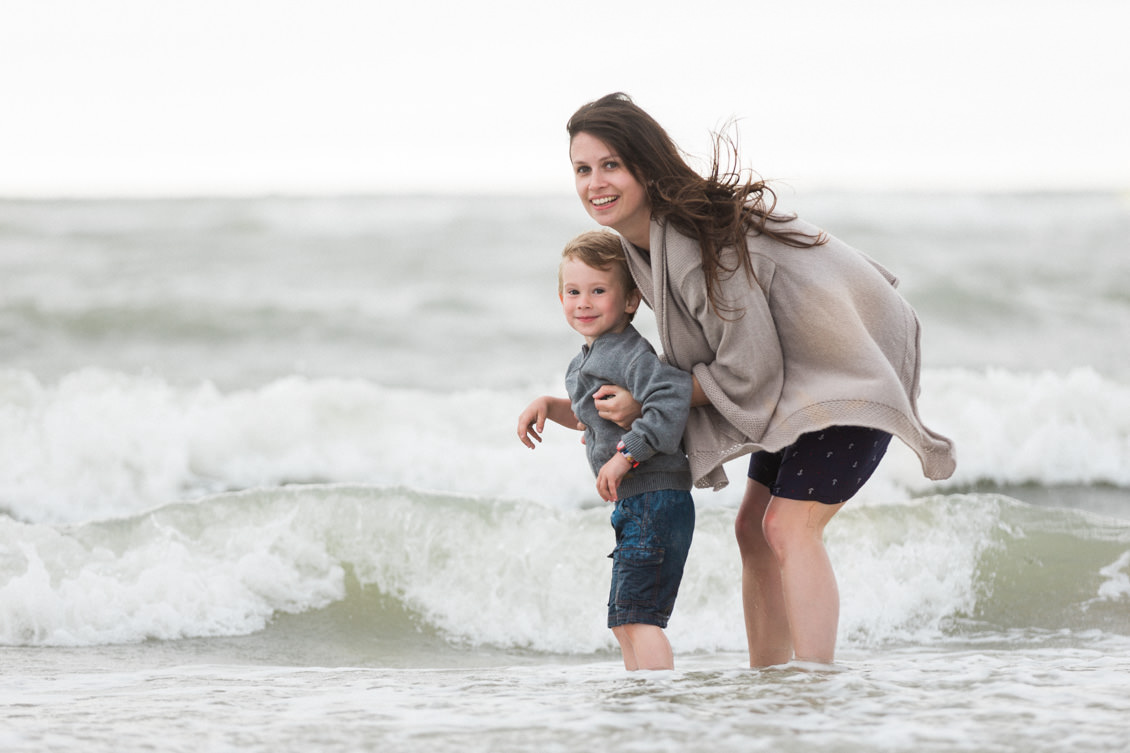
[617,624,673,670]
[611,625,639,670]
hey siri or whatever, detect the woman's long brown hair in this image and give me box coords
[567,92,826,316]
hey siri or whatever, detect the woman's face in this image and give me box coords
[569,132,652,247]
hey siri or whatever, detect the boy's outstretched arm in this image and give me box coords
[517,396,579,449]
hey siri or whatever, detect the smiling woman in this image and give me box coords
[569,133,653,248]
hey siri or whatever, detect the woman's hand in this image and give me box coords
[592,385,642,429]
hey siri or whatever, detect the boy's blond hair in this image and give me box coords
[558,230,638,321]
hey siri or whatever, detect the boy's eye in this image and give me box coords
[593,288,606,295]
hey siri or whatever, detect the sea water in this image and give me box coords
[1,192,1128,751]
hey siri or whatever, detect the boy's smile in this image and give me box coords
[559,258,641,345]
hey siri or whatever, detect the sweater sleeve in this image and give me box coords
[617,351,693,463]
[681,263,785,443]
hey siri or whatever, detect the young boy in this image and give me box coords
[517,230,695,671]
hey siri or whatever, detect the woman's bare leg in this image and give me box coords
[735,479,793,666]
[762,497,845,664]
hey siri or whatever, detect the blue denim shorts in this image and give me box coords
[607,489,695,629]
[747,425,892,505]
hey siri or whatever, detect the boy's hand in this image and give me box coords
[517,397,550,449]
[596,452,634,502]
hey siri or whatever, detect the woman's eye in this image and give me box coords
[603,161,618,170]
[575,165,590,176]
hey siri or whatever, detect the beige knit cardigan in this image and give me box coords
[621,217,957,491]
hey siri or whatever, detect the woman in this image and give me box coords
[566,93,956,666]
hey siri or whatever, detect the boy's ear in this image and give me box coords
[625,289,642,314]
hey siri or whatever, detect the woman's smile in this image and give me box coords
[569,132,651,246]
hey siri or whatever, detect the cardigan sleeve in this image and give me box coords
[676,262,785,443]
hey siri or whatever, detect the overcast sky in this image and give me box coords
[2,0,1127,196]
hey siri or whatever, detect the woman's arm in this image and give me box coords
[592,375,708,429]
[689,375,709,407]
[517,395,580,449]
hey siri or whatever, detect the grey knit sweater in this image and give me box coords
[621,217,958,491]
[566,325,693,498]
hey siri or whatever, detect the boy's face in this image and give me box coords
[559,258,641,345]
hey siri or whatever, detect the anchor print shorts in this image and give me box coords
[747,425,893,505]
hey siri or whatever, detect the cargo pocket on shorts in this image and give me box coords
[608,546,665,608]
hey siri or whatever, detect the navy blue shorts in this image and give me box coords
[747,425,892,505]
[607,489,695,629]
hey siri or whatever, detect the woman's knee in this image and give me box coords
[734,505,762,543]
[760,502,794,557]
[734,481,771,550]
[762,498,840,558]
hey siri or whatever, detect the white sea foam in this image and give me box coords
[5,647,1130,753]
[1095,550,1130,602]
[3,485,1123,653]
[858,365,1130,502]
[1,365,1128,527]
